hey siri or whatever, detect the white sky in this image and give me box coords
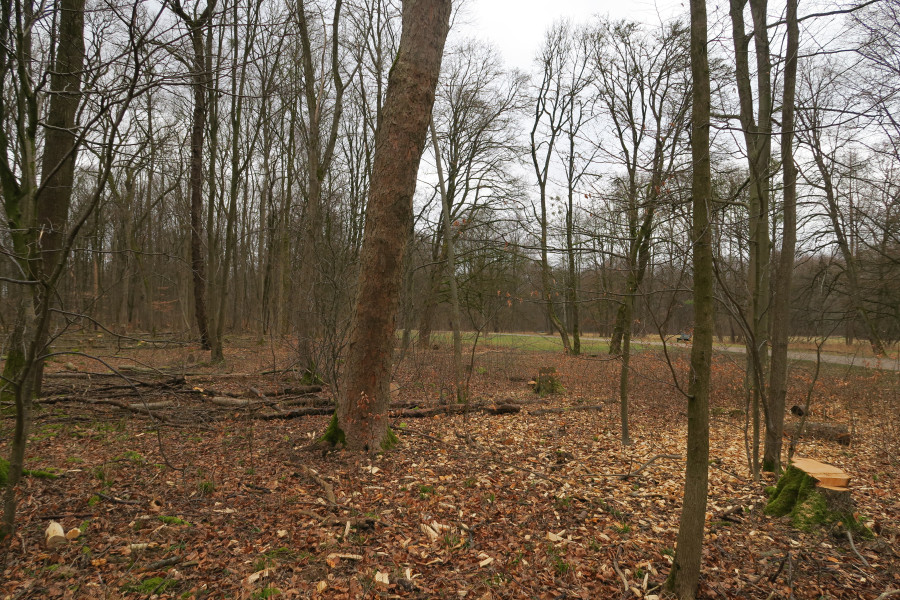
[459,0,688,71]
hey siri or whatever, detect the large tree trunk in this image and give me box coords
[764,0,799,473]
[333,0,451,452]
[30,0,86,398]
[665,0,712,594]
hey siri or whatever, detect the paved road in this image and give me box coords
[484,332,900,371]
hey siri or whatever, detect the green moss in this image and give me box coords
[380,427,399,451]
[762,458,780,473]
[766,466,871,535]
[765,466,807,517]
[158,515,191,526]
[319,414,345,447]
[122,577,177,594]
[1,458,60,485]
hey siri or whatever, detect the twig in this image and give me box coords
[298,465,337,504]
[612,547,629,593]
[142,555,181,570]
[846,530,870,567]
[875,589,900,600]
[98,492,143,505]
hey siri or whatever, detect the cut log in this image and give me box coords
[210,397,257,407]
[790,457,851,488]
[45,521,66,548]
[784,421,850,445]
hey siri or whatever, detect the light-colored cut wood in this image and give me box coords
[45,521,66,548]
[791,457,851,488]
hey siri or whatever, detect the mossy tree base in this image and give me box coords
[319,414,346,448]
[765,466,868,535]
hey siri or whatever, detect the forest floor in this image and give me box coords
[1,335,898,599]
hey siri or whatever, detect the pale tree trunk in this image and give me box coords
[333,0,451,452]
[764,0,798,474]
[430,119,464,403]
[665,0,712,593]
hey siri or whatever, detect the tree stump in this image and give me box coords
[765,459,867,534]
[531,367,563,396]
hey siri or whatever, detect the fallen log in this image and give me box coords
[258,407,334,419]
[210,397,258,408]
[391,403,521,418]
[785,421,850,445]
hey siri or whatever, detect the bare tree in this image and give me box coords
[664,0,712,592]
[170,0,218,351]
[328,0,451,452]
[589,19,691,445]
[764,0,799,474]
[529,21,580,353]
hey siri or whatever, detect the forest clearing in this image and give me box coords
[1,337,897,599]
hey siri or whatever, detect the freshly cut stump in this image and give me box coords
[765,459,866,534]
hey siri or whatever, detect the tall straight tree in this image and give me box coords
[764,0,799,473]
[295,0,350,376]
[171,0,218,351]
[728,0,773,477]
[330,0,451,451]
[665,0,712,593]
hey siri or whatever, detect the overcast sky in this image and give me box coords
[459,0,687,71]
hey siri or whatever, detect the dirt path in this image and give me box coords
[489,332,900,371]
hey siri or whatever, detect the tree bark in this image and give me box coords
[171,0,217,351]
[665,0,712,594]
[334,0,451,452]
[764,0,799,473]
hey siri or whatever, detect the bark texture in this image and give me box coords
[336,0,451,452]
[665,0,712,594]
[37,0,86,275]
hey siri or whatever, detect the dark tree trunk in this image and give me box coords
[334,0,451,452]
[665,0,712,594]
[171,0,217,351]
[37,0,86,274]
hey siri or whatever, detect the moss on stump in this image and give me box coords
[532,367,564,396]
[765,466,869,535]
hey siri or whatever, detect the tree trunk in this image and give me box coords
[764,0,798,473]
[333,0,451,452]
[665,0,712,594]
[179,9,214,351]
[431,119,464,403]
[31,0,86,397]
